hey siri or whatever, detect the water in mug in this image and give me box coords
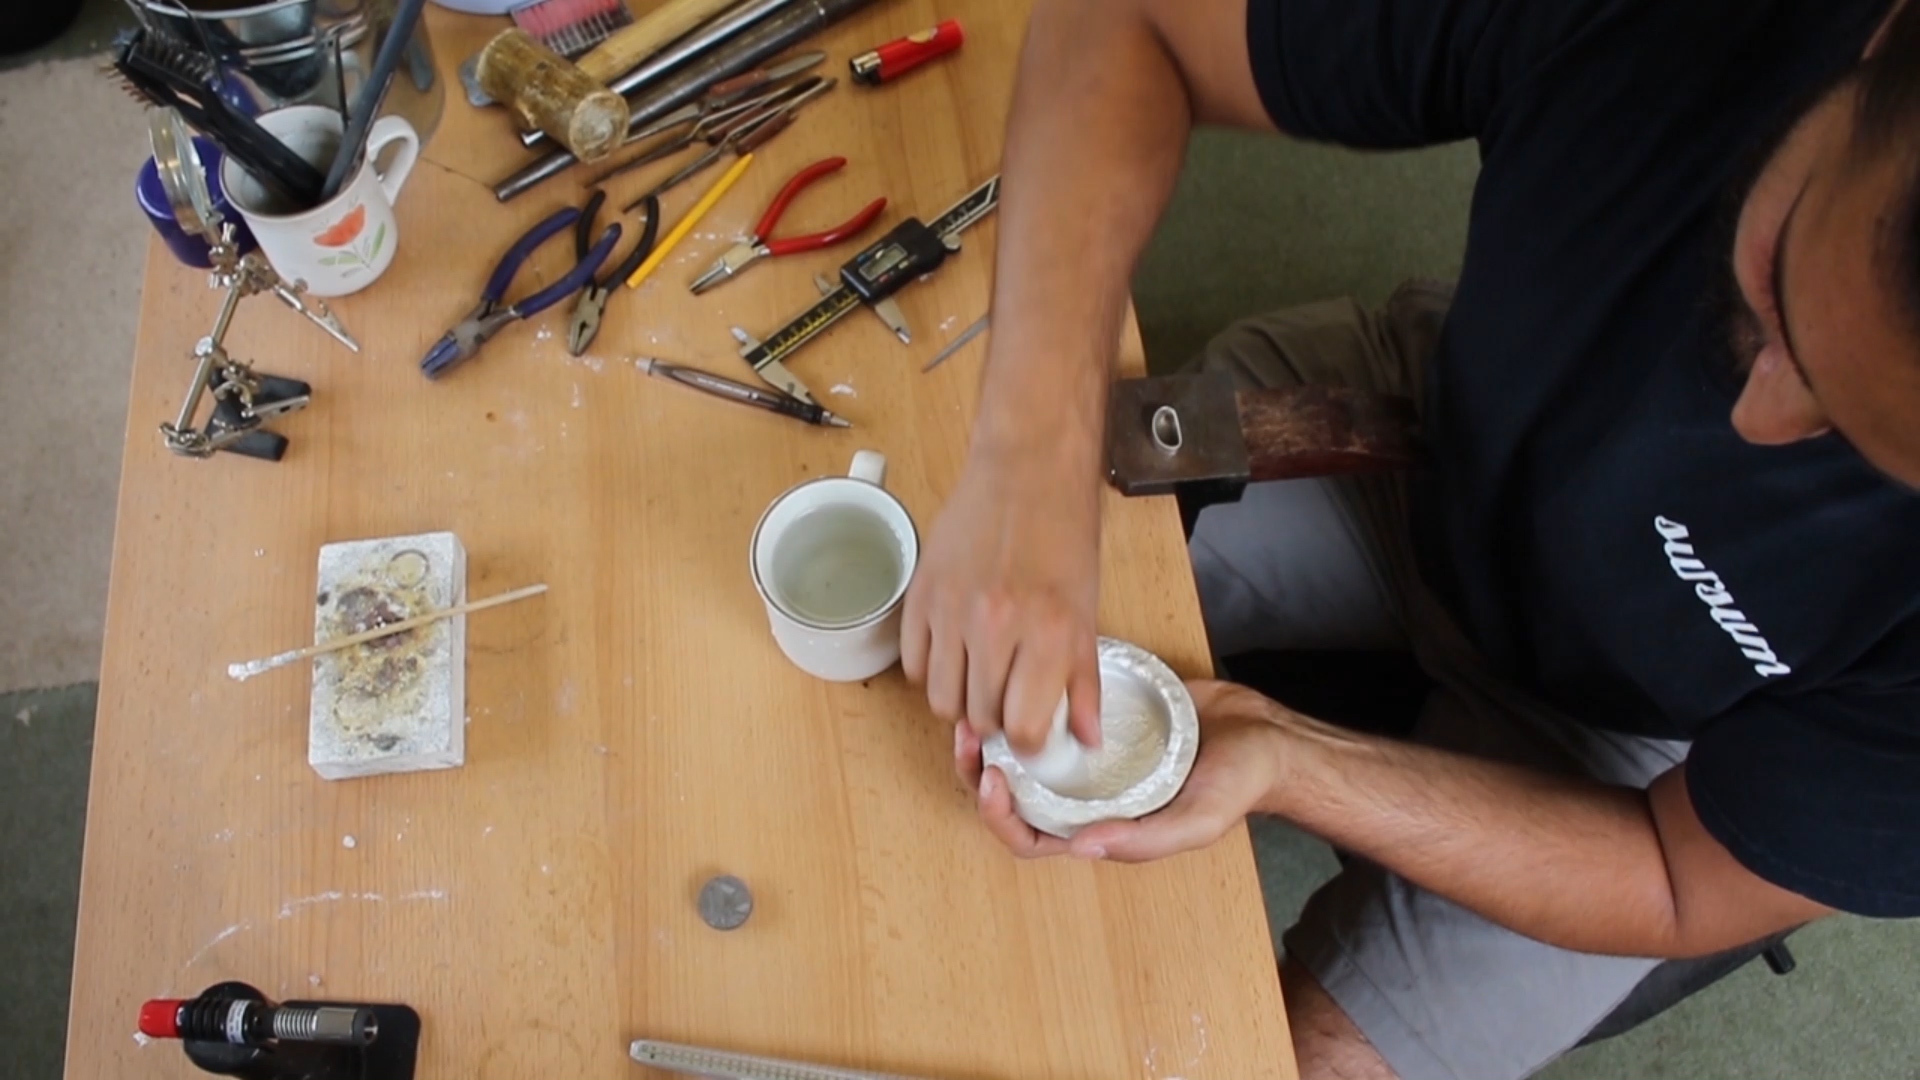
[771,504,904,626]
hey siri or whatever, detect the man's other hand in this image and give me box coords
[952,679,1288,862]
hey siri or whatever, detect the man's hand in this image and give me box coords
[902,445,1104,754]
[951,679,1287,861]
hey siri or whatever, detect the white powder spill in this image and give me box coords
[14,707,29,726]
[253,548,265,557]
[571,384,584,408]
[185,921,251,968]
[308,974,323,988]
[279,891,346,918]
[278,889,443,919]
[535,326,553,342]
[939,315,958,331]
[134,1032,153,1047]
[829,383,857,398]
[211,828,234,843]
[341,835,356,849]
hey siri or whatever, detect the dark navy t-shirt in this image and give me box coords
[1246,0,1920,916]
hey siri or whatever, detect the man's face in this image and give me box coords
[1728,82,1920,486]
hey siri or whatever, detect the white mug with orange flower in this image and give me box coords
[221,104,421,298]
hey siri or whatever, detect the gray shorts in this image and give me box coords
[1189,283,1691,1080]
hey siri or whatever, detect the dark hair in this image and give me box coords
[1858,0,1920,330]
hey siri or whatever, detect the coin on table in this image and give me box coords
[697,875,753,931]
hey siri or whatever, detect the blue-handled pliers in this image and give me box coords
[420,206,621,379]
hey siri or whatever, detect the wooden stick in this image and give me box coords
[577,0,742,86]
[226,584,549,682]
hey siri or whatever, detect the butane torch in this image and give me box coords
[850,20,965,86]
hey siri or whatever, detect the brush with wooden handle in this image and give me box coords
[576,0,742,83]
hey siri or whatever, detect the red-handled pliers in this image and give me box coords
[688,157,887,295]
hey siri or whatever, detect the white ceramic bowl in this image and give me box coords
[982,638,1199,838]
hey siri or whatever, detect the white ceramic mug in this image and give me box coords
[222,104,420,297]
[751,451,920,682]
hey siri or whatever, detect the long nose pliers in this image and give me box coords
[421,206,620,379]
[566,189,659,357]
[688,157,887,295]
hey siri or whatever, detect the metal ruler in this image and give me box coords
[733,175,1000,404]
[630,1038,939,1080]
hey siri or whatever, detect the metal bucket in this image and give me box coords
[136,0,444,143]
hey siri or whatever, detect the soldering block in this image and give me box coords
[309,532,466,781]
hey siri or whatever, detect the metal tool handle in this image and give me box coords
[630,1038,939,1080]
[767,196,886,257]
[755,156,842,236]
[520,0,799,146]
[487,207,582,303]
[495,0,880,201]
[518,225,620,316]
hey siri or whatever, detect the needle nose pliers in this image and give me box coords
[688,157,887,295]
[421,206,620,379]
[566,190,659,357]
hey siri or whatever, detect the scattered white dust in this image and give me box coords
[541,864,552,875]
[555,680,577,715]
[535,326,553,342]
[211,828,234,843]
[829,383,857,398]
[14,707,30,726]
[308,974,323,988]
[402,889,447,902]
[134,1032,153,1048]
[571,384,584,408]
[939,315,958,331]
[185,921,251,968]
[253,548,265,557]
[594,744,611,756]
[483,825,494,837]
[341,835,356,849]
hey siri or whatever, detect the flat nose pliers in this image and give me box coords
[566,190,659,356]
[421,206,620,379]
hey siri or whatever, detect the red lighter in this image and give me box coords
[850,19,966,86]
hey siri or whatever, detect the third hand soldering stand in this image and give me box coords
[150,108,360,463]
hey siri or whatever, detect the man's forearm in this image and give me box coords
[971,0,1195,471]
[1253,709,1782,959]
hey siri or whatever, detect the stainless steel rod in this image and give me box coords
[518,0,799,149]
[492,0,888,201]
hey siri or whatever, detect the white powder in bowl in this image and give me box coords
[1042,679,1171,801]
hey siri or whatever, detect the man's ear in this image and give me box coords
[1731,347,1832,445]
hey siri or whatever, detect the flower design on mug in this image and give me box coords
[313,204,386,276]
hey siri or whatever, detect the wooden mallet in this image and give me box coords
[478,0,741,161]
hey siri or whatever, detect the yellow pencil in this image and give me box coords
[625,153,756,290]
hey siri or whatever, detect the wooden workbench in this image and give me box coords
[65,3,1296,1077]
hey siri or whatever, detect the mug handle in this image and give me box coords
[850,450,887,487]
[366,115,421,206]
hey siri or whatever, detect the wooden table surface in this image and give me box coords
[66,3,1295,1077]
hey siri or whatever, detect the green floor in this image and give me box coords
[2,32,1915,1079]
